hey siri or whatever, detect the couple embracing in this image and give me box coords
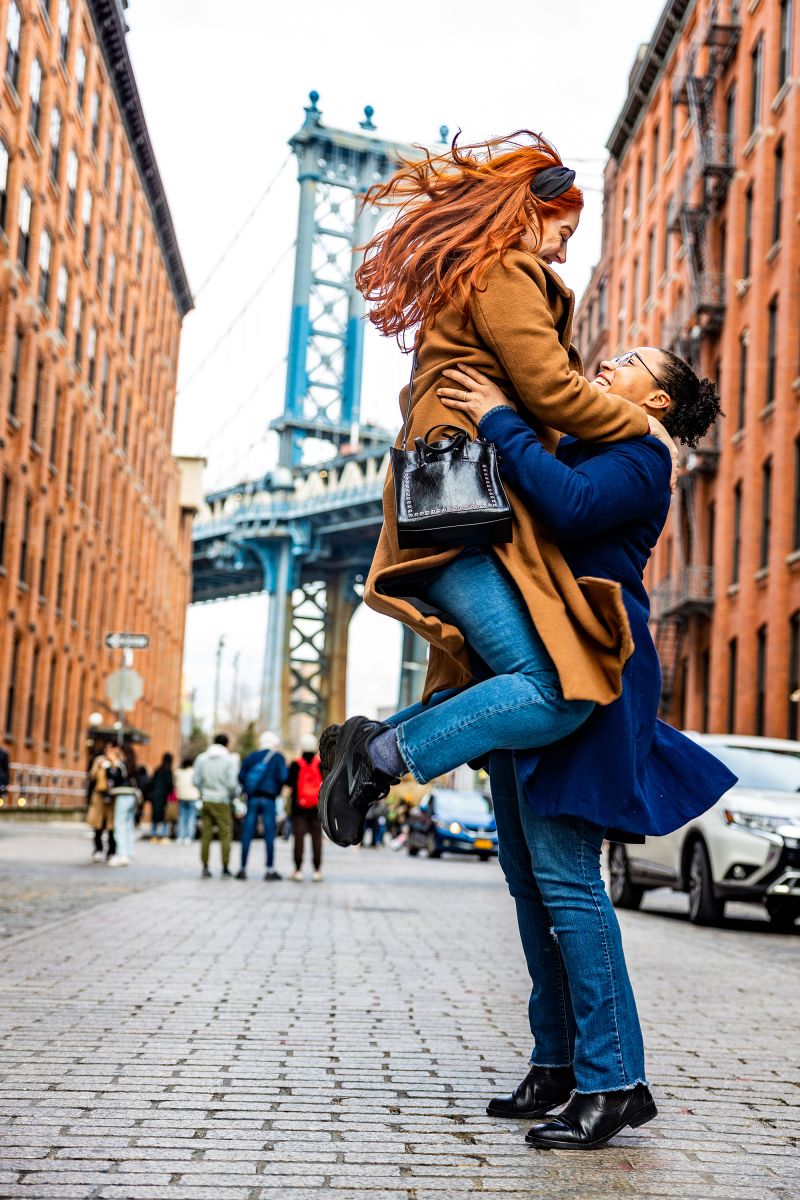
[317,131,736,1151]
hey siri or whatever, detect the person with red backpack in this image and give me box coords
[287,735,324,882]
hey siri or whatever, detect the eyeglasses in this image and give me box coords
[609,351,667,392]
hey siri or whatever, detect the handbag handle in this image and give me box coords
[416,425,469,457]
[400,352,477,449]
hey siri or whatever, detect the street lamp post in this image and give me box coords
[212,635,226,733]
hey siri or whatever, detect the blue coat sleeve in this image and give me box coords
[479,407,672,537]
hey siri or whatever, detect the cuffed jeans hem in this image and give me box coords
[529,1056,574,1069]
[394,723,427,785]
[573,1077,649,1094]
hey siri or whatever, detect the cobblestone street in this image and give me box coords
[0,821,798,1199]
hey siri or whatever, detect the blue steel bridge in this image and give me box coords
[191,95,434,740]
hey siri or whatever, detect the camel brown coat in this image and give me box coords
[364,250,651,707]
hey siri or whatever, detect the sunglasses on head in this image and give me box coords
[609,351,667,392]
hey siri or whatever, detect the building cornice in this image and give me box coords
[606,0,695,162]
[87,0,194,318]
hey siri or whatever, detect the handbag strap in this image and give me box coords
[399,351,418,450]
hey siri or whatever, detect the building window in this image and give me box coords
[19,493,31,585]
[107,253,116,313]
[662,194,672,275]
[707,500,716,567]
[17,184,32,271]
[96,221,105,288]
[135,226,144,274]
[737,330,748,429]
[125,197,134,250]
[37,228,52,308]
[5,2,22,92]
[31,355,44,444]
[727,637,738,732]
[731,481,742,585]
[28,57,43,141]
[667,92,676,154]
[100,353,109,413]
[766,297,778,408]
[646,228,655,299]
[48,106,61,185]
[66,413,76,488]
[122,395,131,450]
[114,163,123,219]
[111,377,121,434]
[778,0,793,89]
[72,295,83,366]
[55,534,66,610]
[103,129,112,189]
[49,385,62,466]
[81,188,92,259]
[65,149,78,224]
[119,281,128,337]
[650,124,660,189]
[790,612,800,739]
[772,141,783,247]
[743,185,753,278]
[0,139,8,230]
[755,626,767,736]
[56,264,69,335]
[4,636,20,738]
[39,515,50,599]
[87,325,97,389]
[0,475,10,567]
[749,36,763,134]
[760,458,772,570]
[43,653,55,745]
[700,648,710,733]
[635,154,644,214]
[90,91,100,152]
[724,84,736,157]
[71,547,81,619]
[25,644,40,743]
[74,672,86,755]
[9,326,24,418]
[59,662,71,748]
[129,306,138,358]
[631,257,640,320]
[58,0,70,65]
[72,44,86,109]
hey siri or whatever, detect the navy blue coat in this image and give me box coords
[239,749,288,800]
[479,407,736,836]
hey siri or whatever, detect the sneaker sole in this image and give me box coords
[318,718,370,847]
[524,1101,658,1150]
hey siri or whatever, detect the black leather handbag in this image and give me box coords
[390,354,513,550]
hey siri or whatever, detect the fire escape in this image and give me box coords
[653,2,739,715]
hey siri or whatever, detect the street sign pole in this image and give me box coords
[104,633,149,746]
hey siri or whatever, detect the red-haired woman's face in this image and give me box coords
[521,208,581,265]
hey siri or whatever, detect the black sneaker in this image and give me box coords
[236,869,247,880]
[264,870,282,881]
[201,866,212,878]
[221,866,232,877]
[319,724,341,778]
[318,715,399,847]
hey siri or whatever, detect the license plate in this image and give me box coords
[474,839,493,850]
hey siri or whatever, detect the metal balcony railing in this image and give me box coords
[650,567,715,622]
[681,423,720,475]
[1,764,88,811]
[702,132,735,175]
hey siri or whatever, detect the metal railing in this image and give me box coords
[650,567,715,622]
[1,764,88,811]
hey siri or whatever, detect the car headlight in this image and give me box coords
[448,822,462,834]
[723,809,794,834]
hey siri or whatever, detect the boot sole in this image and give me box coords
[525,1101,658,1150]
[487,1099,569,1120]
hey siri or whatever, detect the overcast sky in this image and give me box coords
[124,0,667,734]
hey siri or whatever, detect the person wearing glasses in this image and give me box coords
[426,347,733,1149]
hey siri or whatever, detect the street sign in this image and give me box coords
[104,668,144,712]
[105,632,150,650]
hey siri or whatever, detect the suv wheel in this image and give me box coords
[687,839,725,926]
[608,843,644,910]
[765,899,800,932]
[427,832,442,859]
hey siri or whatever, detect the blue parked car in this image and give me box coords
[407,788,498,861]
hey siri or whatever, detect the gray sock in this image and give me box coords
[368,727,407,778]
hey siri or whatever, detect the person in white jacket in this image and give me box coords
[193,734,240,878]
[175,757,201,845]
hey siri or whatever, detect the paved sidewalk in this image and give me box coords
[0,822,798,1199]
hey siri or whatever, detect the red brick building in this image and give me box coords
[0,0,196,780]
[574,0,799,738]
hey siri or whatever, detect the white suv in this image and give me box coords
[608,734,800,930]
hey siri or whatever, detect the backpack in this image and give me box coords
[241,750,274,799]
[297,755,322,809]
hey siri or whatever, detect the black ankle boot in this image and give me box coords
[487,1064,576,1120]
[525,1082,657,1149]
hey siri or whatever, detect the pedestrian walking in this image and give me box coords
[175,757,200,844]
[86,743,116,862]
[108,744,141,867]
[133,764,150,826]
[193,733,239,878]
[286,735,323,882]
[149,753,174,841]
[237,732,288,881]
[317,131,737,1148]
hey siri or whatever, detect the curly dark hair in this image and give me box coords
[657,349,724,448]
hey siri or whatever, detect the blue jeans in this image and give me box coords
[391,549,593,782]
[240,795,277,870]
[178,800,198,841]
[113,790,137,860]
[490,750,647,1093]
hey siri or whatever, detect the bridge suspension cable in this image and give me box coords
[193,153,292,299]
[177,239,296,396]
[199,354,287,456]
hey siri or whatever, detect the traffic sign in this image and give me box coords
[105,632,150,651]
[104,668,144,712]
